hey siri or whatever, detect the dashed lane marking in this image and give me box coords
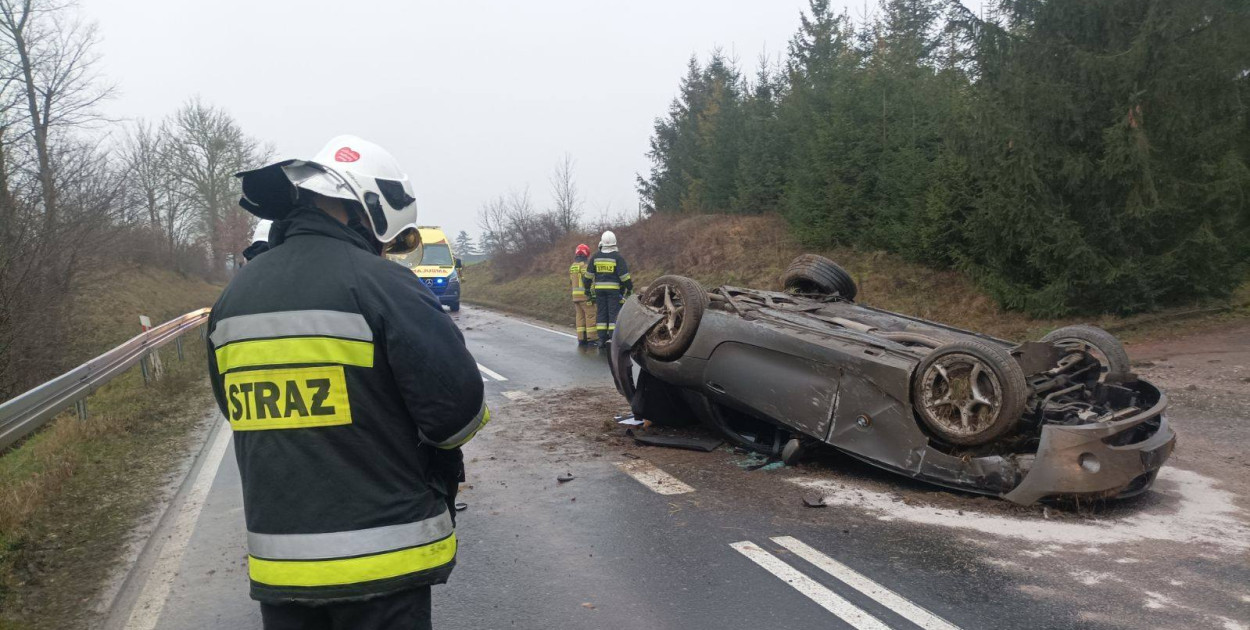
[615,459,694,495]
[477,363,508,382]
[731,541,891,630]
[124,423,232,630]
[772,536,963,630]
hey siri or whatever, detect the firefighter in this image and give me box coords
[583,230,632,346]
[241,219,272,262]
[207,135,488,630]
[569,243,597,346]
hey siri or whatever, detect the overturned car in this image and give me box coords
[608,255,1176,505]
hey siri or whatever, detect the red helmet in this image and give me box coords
[575,244,591,257]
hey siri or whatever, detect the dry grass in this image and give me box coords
[463,213,1250,342]
[0,265,221,630]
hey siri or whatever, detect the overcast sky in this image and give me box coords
[83,1,977,242]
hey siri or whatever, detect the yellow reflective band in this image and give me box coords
[249,534,457,588]
[593,283,621,290]
[225,366,352,431]
[619,273,632,281]
[439,404,490,449]
[572,289,586,295]
[216,337,374,373]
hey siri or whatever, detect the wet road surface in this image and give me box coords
[104,306,1249,630]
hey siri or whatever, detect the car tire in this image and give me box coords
[1041,325,1131,382]
[448,301,460,312]
[781,254,857,301]
[911,340,1028,446]
[640,275,707,360]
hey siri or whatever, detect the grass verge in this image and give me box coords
[462,214,1250,343]
[0,265,221,630]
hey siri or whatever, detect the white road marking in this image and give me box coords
[502,314,578,340]
[731,541,891,630]
[477,363,508,381]
[501,390,531,401]
[773,536,963,630]
[125,424,232,630]
[615,460,694,495]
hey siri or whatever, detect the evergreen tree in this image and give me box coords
[453,230,475,256]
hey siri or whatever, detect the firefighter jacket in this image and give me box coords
[583,250,632,295]
[569,258,591,302]
[205,207,489,604]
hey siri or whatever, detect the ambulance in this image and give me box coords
[392,226,462,311]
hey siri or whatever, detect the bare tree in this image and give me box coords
[549,153,581,233]
[164,98,268,276]
[0,0,112,229]
[120,119,198,267]
[477,194,508,256]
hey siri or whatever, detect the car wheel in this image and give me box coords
[781,254,857,301]
[911,340,1028,446]
[1041,325,1131,382]
[448,301,460,312]
[640,275,707,360]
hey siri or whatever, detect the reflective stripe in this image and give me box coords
[594,283,621,290]
[596,324,609,330]
[571,289,586,296]
[216,337,374,373]
[211,310,372,346]
[619,273,632,282]
[248,511,453,560]
[422,402,490,449]
[249,534,456,588]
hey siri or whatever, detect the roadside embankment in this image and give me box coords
[462,213,1250,342]
[0,265,221,630]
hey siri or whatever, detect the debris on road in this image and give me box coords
[557,473,575,483]
[803,494,828,508]
[454,501,468,512]
[630,433,723,452]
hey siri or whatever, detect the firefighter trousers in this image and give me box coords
[259,586,432,630]
[574,300,595,342]
[595,290,622,343]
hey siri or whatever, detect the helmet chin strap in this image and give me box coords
[346,208,384,255]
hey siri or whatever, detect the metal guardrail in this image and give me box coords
[0,308,212,451]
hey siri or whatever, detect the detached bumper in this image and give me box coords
[1004,386,1175,505]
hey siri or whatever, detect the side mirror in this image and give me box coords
[454,258,463,269]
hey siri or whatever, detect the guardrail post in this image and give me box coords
[75,399,87,421]
[176,336,184,361]
[140,352,151,385]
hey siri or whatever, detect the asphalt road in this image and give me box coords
[104,306,1250,630]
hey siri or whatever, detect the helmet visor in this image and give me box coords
[385,226,422,255]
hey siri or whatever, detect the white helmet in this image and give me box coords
[236,135,420,253]
[599,230,618,252]
[251,219,272,244]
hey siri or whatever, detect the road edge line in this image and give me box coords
[115,421,232,630]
